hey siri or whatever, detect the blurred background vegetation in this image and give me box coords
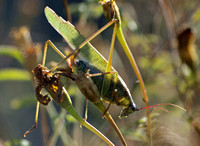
[1,0,200,145]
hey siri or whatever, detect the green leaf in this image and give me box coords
[0,45,24,64]
[0,68,31,81]
[10,96,35,110]
[5,139,30,146]
[44,6,108,72]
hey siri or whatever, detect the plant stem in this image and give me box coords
[56,88,115,146]
[94,102,128,146]
[116,27,152,146]
[103,1,151,145]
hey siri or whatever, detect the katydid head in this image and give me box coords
[118,103,186,119]
[118,105,138,119]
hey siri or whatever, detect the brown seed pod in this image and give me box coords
[177,27,198,71]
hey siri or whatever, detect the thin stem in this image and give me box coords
[104,1,152,144]
[94,102,127,146]
[63,0,72,23]
[116,27,152,145]
[100,1,152,144]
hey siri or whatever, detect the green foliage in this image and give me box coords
[1,0,200,145]
[5,139,30,146]
[10,96,35,110]
[0,69,31,81]
[0,45,24,64]
[65,114,77,123]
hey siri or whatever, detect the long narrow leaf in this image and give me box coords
[45,7,109,72]
[0,69,31,81]
[0,45,24,64]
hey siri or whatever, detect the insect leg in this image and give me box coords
[102,101,112,119]
[35,83,51,105]
[56,75,64,103]
[80,99,88,128]
[24,40,52,137]
[48,19,119,72]
[43,40,67,72]
[86,70,119,117]
[24,99,40,137]
[101,20,118,97]
[102,75,118,118]
[84,99,88,121]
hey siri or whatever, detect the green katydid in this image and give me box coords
[44,6,185,117]
[43,6,186,145]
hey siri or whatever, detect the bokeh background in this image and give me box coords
[1,0,200,146]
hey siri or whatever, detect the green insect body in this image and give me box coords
[60,59,137,118]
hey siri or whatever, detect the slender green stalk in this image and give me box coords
[116,27,152,145]
[94,102,127,146]
[100,0,152,145]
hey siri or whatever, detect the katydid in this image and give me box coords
[44,7,186,119]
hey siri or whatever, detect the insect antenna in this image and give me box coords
[137,103,186,112]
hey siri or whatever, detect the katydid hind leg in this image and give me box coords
[43,40,69,72]
[49,19,118,72]
[101,21,118,97]
[84,99,88,121]
[102,101,112,119]
[80,99,88,128]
